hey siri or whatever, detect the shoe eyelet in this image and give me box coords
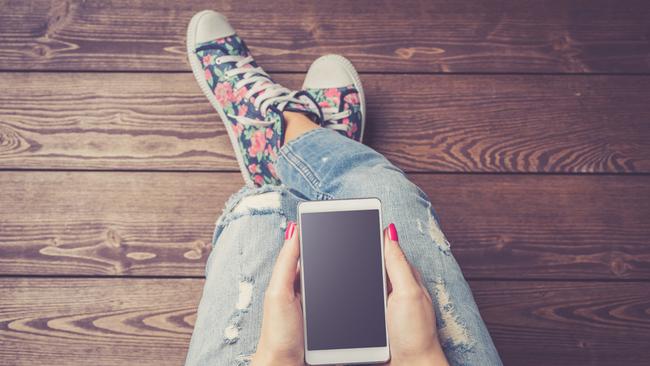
[215,58,222,65]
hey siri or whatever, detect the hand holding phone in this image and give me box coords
[251,204,448,366]
[382,224,449,366]
[251,221,304,366]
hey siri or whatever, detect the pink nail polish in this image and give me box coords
[285,221,296,240]
[289,222,296,239]
[388,223,399,241]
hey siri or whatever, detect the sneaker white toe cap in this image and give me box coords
[303,54,357,89]
[191,10,236,45]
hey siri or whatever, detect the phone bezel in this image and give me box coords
[297,198,390,365]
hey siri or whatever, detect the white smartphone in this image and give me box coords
[297,198,390,365]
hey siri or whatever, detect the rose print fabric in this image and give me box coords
[195,36,286,186]
[305,86,363,142]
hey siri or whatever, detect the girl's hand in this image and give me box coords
[251,222,449,366]
[382,223,449,366]
[251,222,305,366]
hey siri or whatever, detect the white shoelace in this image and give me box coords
[321,107,352,131]
[216,55,303,127]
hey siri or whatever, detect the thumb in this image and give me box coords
[268,221,300,293]
[384,223,419,293]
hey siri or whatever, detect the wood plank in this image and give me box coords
[1,171,648,279]
[0,171,237,276]
[1,278,648,366]
[2,73,649,173]
[1,0,649,73]
[0,278,199,366]
[471,281,650,366]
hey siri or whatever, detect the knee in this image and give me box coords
[339,163,428,212]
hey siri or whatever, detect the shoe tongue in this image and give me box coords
[195,35,249,59]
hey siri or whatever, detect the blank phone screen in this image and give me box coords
[300,209,387,350]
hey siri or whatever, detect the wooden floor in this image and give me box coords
[1,1,649,365]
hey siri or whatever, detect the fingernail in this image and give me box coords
[388,223,398,241]
[285,221,296,240]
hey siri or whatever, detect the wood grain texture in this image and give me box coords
[2,72,649,173]
[0,171,236,276]
[472,281,650,366]
[1,0,649,73]
[0,278,200,366]
[1,278,649,366]
[1,1,647,366]
[1,171,648,279]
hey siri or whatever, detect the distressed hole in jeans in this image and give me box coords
[235,353,253,366]
[434,281,473,352]
[420,207,451,255]
[237,279,254,310]
[232,192,281,214]
[223,323,240,344]
[224,278,254,344]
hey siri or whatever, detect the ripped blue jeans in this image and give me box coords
[185,128,502,366]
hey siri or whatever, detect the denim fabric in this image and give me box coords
[185,128,502,366]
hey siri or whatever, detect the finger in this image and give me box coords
[385,270,393,295]
[294,261,302,294]
[412,265,426,288]
[383,223,420,293]
[268,221,300,292]
[412,264,422,283]
[412,266,432,302]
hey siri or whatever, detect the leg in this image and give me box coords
[277,128,503,366]
[185,185,302,366]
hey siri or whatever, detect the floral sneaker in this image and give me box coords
[187,10,322,186]
[302,54,366,142]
